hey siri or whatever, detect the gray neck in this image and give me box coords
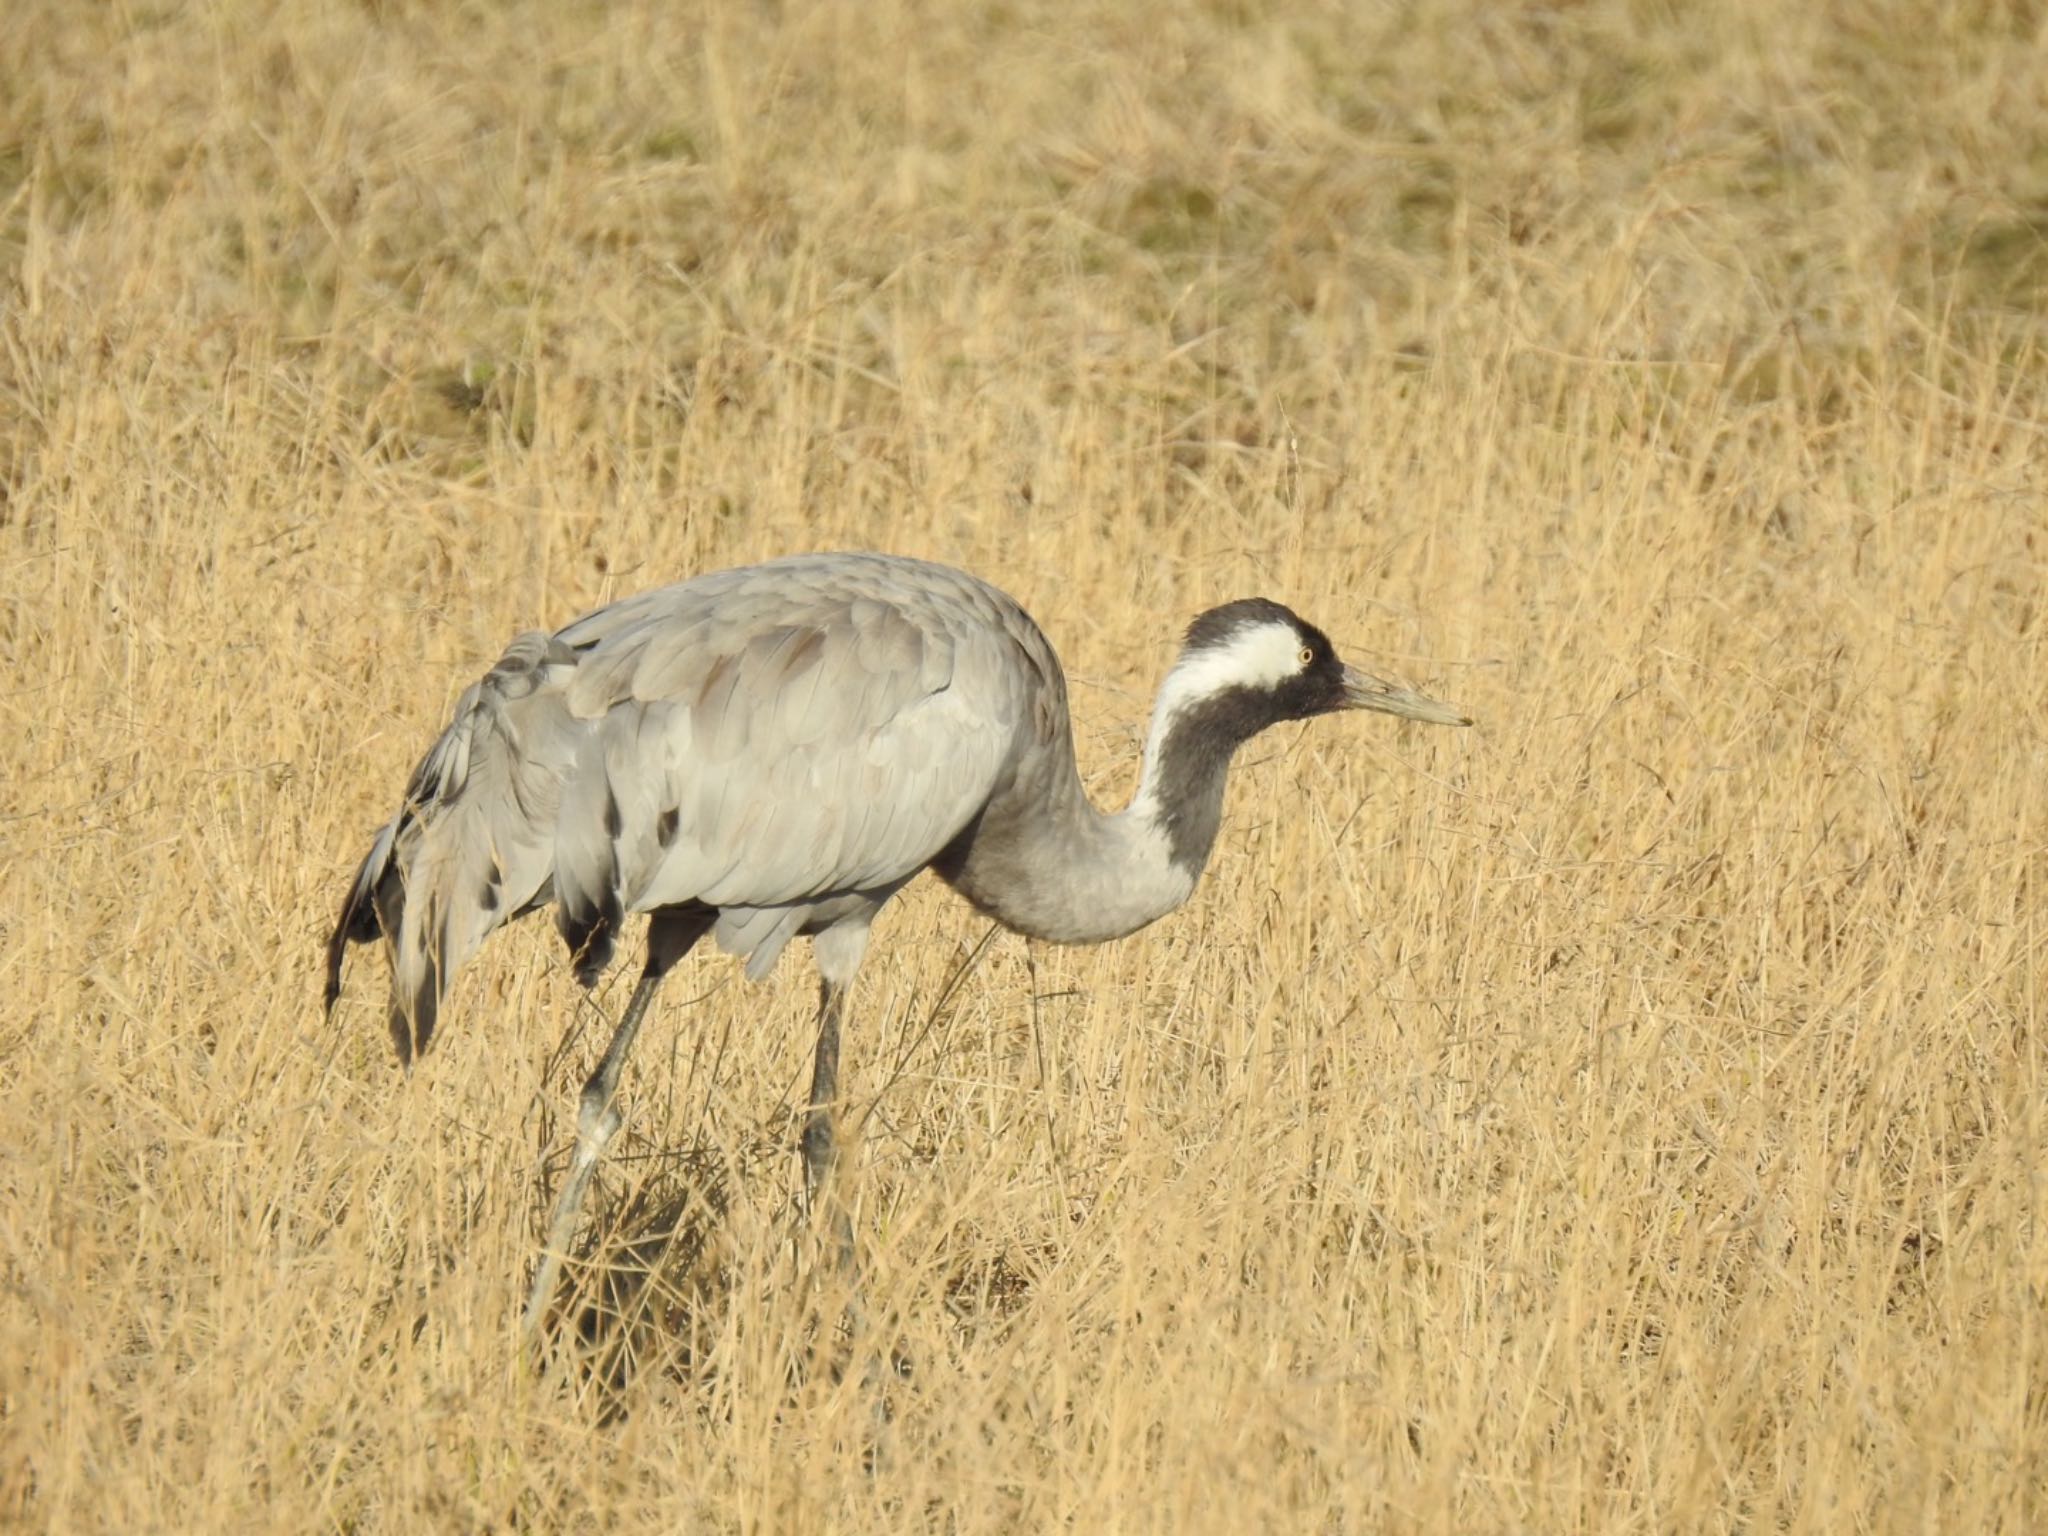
[934,680,1262,946]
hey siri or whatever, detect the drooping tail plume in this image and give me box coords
[324,631,583,1064]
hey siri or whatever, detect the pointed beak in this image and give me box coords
[1339,664,1472,726]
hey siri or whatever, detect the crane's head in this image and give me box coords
[1163,598,1471,736]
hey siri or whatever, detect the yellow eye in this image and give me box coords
[1298,646,1314,666]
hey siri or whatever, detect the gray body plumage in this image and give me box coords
[324,550,1468,1338]
[329,553,1243,1061]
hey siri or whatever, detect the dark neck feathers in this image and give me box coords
[1144,686,1280,874]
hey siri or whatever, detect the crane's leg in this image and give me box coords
[802,975,855,1267]
[523,906,712,1343]
[804,918,907,1429]
[803,919,873,1276]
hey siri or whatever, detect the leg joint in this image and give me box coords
[577,1076,622,1144]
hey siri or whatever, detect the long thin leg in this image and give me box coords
[802,977,855,1269]
[523,906,711,1342]
[801,919,904,1424]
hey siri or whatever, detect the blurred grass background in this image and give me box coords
[2,0,2044,1529]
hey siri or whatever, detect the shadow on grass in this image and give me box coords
[526,1140,743,1421]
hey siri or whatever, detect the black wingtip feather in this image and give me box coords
[324,854,387,1016]
[390,949,438,1067]
[559,893,621,990]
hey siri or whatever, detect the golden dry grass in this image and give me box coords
[4,0,2046,1529]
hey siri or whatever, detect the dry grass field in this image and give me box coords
[3,0,2046,1529]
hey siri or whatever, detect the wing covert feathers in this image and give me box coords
[325,631,580,1063]
[325,554,1058,1061]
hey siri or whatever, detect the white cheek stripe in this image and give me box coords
[1156,621,1304,716]
[1136,621,1306,808]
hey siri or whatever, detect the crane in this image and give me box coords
[323,552,1470,1338]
